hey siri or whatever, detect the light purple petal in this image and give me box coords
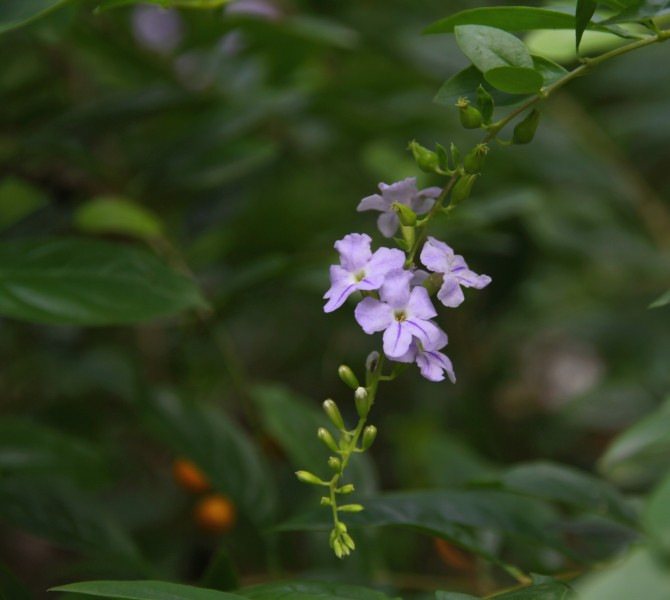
[424,325,449,351]
[456,268,492,289]
[379,178,417,204]
[437,274,465,308]
[355,297,393,334]
[417,350,456,383]
[406,286,437,320]
[366,247,406,283]
[379,269,412,308]
[392,341,418,364]
[325,265,352,297]
[383,321,413,358]
[357,194,388,213]
[377,211,399,238]
[405,318,442,348]
[323,282,357,313]
[411,186,442,214]
[410,268,430,286]
[420,236,454,274]
[334,233,372,272]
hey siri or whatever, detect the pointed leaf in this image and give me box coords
[649,289,670,308]
[599,0,670,23]
[484,66,544,94]
[74,197,164,241]
[52,580,245,600]
[576,0,598,50]
[0,0,70,34]
[239,581,400,600]
[494,582,576,599]
[455,25,533,73]
[435,593,481,600]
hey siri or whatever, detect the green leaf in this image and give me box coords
[0,418,106,486]
[435,593,481,600]
[0,238,207,326]
[500,462,636,526]
[600,0,670,24]
[643,469,670,552]
[138,390,278,526]
[0,177,49,232]
[576,0,598,51]
[0,563,32,600]
[531,55,568,87]
[52,580,245,600]
[484,66,544,94]
[493,582,576,599]
[0,0,69,34]
[425,7,581,34]
[454,25,533,73]
[649,289,670,308]
[74,196,164,241]
[239,581,399,600]
[200,547,239,593]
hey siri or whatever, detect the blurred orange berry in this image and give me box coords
[433,538,473,571]
[194,494,237,533]
[173,458,210,494]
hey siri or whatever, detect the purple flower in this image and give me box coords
[357,178,441,238]
[395,328,456,383]
[420,237,491,308]
[324,233,405,313]
[354,269,442,358]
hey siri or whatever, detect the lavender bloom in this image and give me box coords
[420,236,491,308]
[324,233,405,313]
[395,328,456,383]
[357,178,441,238]
[354,269,442,358]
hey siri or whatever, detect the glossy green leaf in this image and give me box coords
[649,289,670,308]
[484,66,544,94]
[425,7,581,34]
[0,238,207,325]
[455,25,533,73]
[576,0,598,51]
[532,55,568,86]
[600,0,670,24]
[138,390,277,526]
[52,580,245,600]
[643,469,670,552]
[0,0,69,34]
[493,582,577,599]
[74,197,164,241]
[239,581,399,600]
[0,177,49,232]
[0,563,32,600]
[500,462,636,525]
[0,418,106,486]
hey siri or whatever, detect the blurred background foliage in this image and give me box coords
[0,0,669,598]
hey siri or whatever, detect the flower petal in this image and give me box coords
[383,321,413,358]
[380,178,417,204]
[411,186,442,214]
[355,297,393,334]
[324,265,352,297]
[420,236,454,274]
[437,274,465,308]
[366,247,406,283]
[405,318,442,348]
[357,193,387,212]
[379,268,412,308]
[334,233,372,272]
[392,341,418,364]
[323,281,358,313]
[377,211,399,238]
[406,286,437,320]
[417,350,456,383]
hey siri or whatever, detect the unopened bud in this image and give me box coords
[295,471,325,486]
[317,427,339,453]
[354,387,371,418]
[450,173,478,206]
[456,97,482,129]
[328,456,343,473]
[339,504,365,513]
[338,365,359,390]
[408,140,440,173]
[320,496,332,506]
[362,425,377,450]
[337,484,355,494]
[365,351,380,373]
[512,109,541,145]
[392,202,417,227]
[463,143,488,174]
[323,399,345,431]
[333,538,344,558]
[335,521,347,533]
[476,85,494,125]
[342,532,356,550]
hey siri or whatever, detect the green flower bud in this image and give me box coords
[329,528,337,547]
[335,521,348,533]
[333,538,344,558]
[512,108,541,145]
[456,97,482,129]
[323,399,345,431]
[328,456,343,473]
[342,532,356,551]
[463,143,488,174]
[295,470,325,486]
[337,365,359,390]
[450,173,478,206]
[317,427,339,453]
[476,85,494,125]
[354,387,371,418]
[362,425,377,450]
[320,496,332,506]
[337,484,355,494]
[339,504,365,513]
[392,203,417,227]
[408,140,440,173]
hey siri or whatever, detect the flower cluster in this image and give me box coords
[324,179,491,383]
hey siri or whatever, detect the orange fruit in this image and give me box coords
[194,494,237,533]
[173,458,210,494]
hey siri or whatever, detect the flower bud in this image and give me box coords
[335,521,348,533]
[323,399,345,431]
[342,532,356,550]
[408,140,440,173]
[392,202,417,227]
[317,427,339,453]
[337,365,359,390]
[463,143,488,174]
[320,496,332,506]
[328,456,343,473]
[333,538,344,558]
[337,484,355,494]
[354,387,371,418]
[339,504,365,512]
[450,173,478,206]
[456,97,482,129]
[365,351,380,373]
[295,470,325,485]
[362,425,377,450]
[512,109,541,145]
[476,85,494,125]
